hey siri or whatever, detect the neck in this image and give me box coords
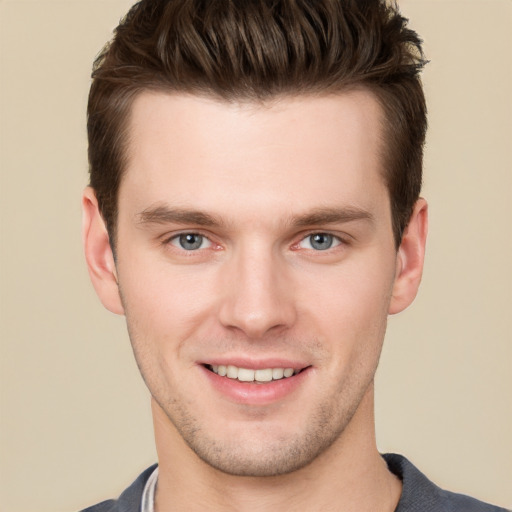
[152,384,401,512]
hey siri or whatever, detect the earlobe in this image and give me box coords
[82,187,124,315]
[389,198,428,315]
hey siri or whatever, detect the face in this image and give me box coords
[84,90,425,477]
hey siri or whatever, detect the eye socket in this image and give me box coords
[299,233,341,251]
[170,233,212,251]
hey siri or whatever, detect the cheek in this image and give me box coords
[298,255,394,319]
[117,251,219,348]
[295,256,395,358]
[118,263,219,399]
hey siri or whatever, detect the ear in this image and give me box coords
[82,187,124,315]
[389,198,428,315]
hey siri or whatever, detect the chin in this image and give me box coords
[190,438,331,477]
[170,400,356,478]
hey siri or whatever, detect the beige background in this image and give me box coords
[0,0,511,510]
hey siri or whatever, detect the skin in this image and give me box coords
[83,90,427,511]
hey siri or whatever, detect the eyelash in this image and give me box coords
[165,232,216,252]
[293,232,344,251]
[163,231,348,253]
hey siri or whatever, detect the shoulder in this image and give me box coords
[79,500,116,512]
[79,464,158,512]
[383,453,510,512]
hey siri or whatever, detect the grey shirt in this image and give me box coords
[80,453,510,512]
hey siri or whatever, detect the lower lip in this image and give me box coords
[199,365,311,405]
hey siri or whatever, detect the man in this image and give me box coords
[80,1,508,511]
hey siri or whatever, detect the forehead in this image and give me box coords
[120,90,387,222]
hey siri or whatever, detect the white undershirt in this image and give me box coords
[141,466,159,512]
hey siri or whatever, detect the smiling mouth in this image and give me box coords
[205,364,307,383]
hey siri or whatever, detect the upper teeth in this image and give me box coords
[210,365,297,382]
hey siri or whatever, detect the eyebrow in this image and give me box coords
[137,205,223,227]
[136,204,374,229]
[290,207,374,227]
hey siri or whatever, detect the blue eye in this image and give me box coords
[171,233,211,251]
[299,233,340,251]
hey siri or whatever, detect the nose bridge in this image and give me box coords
[218,239,296,338]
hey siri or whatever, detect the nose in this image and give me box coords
[218,245,297,339]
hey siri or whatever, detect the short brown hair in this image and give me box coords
[88,0,427,247]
